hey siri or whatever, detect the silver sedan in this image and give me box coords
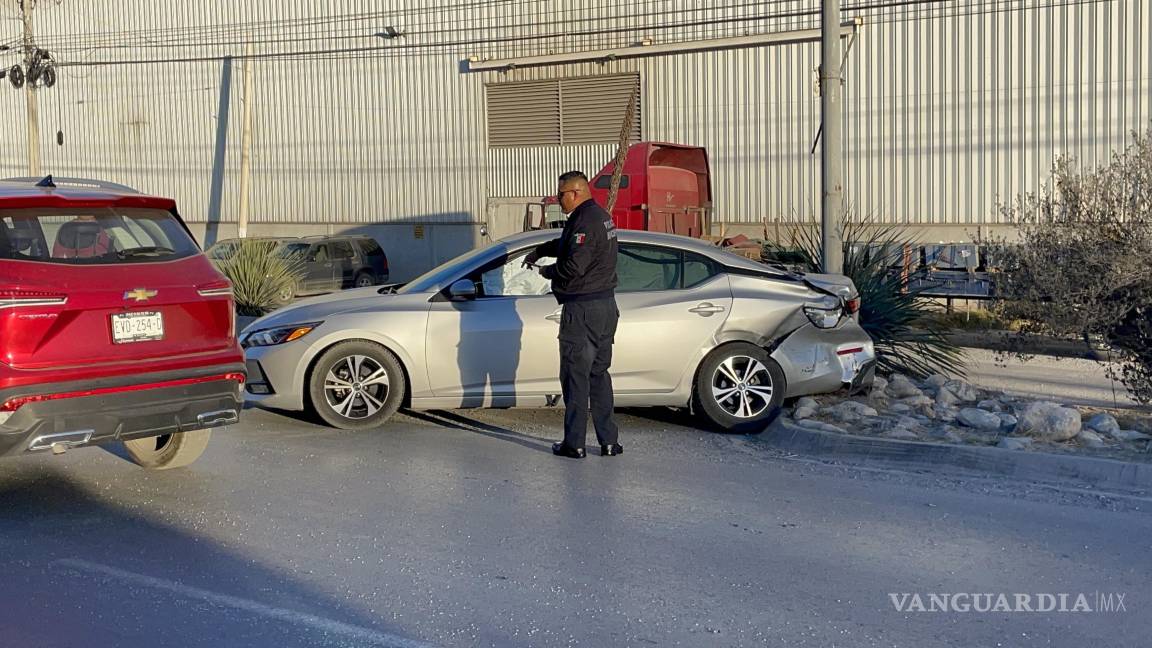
[240,230,876,433]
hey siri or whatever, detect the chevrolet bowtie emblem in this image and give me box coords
[124,288,158,302]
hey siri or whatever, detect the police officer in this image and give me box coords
[524,171,622,459]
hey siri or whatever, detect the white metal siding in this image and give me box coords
[0,1,1147,232]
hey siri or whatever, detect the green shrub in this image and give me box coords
[213,239,303,317]
[767,218,966,378]
[994,131,1152,402]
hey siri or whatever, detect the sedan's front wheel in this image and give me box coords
[308,340,406,429]
[694,343,785,434]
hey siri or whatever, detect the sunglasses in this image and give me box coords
[556,189,577,200]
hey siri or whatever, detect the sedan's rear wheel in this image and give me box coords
[308,340,405,429]
[694,343,785,434]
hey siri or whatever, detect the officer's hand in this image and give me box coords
[522,251,540,268]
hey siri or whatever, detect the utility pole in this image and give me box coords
[820,0,844,274]
[236,42,254,238]
[20,0,41,176]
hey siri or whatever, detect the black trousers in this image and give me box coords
[558,298,620,450]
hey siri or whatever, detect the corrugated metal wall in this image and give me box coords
[0,1,1147,232]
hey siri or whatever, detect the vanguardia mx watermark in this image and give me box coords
[890,592,1128,613]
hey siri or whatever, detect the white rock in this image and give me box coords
[792,406,816,420]
[998,437,1033,451]
[796,397,820,410]
[924,374,949,388]
[977,399,1002,412]
[1015,401,1082,442]
[894,415,926,430]
[944,379,979,402]
[1110,429,1152,442]
[1084,413,1120,436]
[1076,429,1106,448]
[885,427,921,441]
[889,402,913,414]
[943,430,965,444]
[933,406,959,423]
[824,400,879,422]
[901,395,934,408]
[870,376,889,396]
[998,413,1018,430]
[956,408,1003,430]
[935,388,960,407]
[886,374,924,399]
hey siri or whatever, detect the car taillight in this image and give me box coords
[846,297,861,314]
[196,280,233,298]
[0,289,67,309]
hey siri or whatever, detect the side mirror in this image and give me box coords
[448,279,477,301]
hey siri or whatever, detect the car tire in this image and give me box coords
[308,340,405,430]
[693,343,786,434]
[276,283,296,304]
[353,271,376,288]
[123,430,212,470]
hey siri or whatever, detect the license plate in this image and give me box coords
[111,311,164,343]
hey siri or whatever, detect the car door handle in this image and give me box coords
[546,309,562,322]
[689,303,726,316]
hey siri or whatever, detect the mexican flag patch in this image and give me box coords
[574,233,586,245]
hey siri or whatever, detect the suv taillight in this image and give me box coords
[846,297,860,314]
[0,289,67,309]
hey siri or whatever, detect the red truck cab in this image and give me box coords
[537,142,713,238]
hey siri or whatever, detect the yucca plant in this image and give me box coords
[213,239,304,317]
[766,216,967,378]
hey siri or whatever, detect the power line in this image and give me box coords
[47,0,1111,68]
[41,1,803,52]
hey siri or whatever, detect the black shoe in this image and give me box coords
[552,442,586,459]
[600,444,623,457]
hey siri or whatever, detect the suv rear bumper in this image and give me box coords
[0,365,245,457]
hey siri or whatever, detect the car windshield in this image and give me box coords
[398,243,512,294]
[0,206,199,265]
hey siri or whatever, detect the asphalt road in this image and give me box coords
[0,406,1149,648]
[963,348,1141,410]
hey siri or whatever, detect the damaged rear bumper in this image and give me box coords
[771,321,877,398]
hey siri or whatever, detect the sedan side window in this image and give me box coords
[616,244,681,293]
[683,251,719,289]
[479,252,555,297]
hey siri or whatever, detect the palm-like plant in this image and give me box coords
[766,218,966,378]
[213,239,303,317]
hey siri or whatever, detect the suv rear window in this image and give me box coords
[359,238,385,258]
[0,207,199,265]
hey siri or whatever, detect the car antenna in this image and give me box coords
[36,175,56,188]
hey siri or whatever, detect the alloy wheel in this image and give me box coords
[711,355,775,419]
[323,355,391,420]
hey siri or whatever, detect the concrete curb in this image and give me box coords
[763,417,1152,493]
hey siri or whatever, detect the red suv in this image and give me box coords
[0,176,245,469]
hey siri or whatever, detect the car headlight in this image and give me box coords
[803,296,844,329]
[241,322,321,348]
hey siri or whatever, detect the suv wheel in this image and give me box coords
[123,430,212,469]
[693,343,785,434]
[354,271,376,288]
[308,340,405,429]
[276,282,296,304]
